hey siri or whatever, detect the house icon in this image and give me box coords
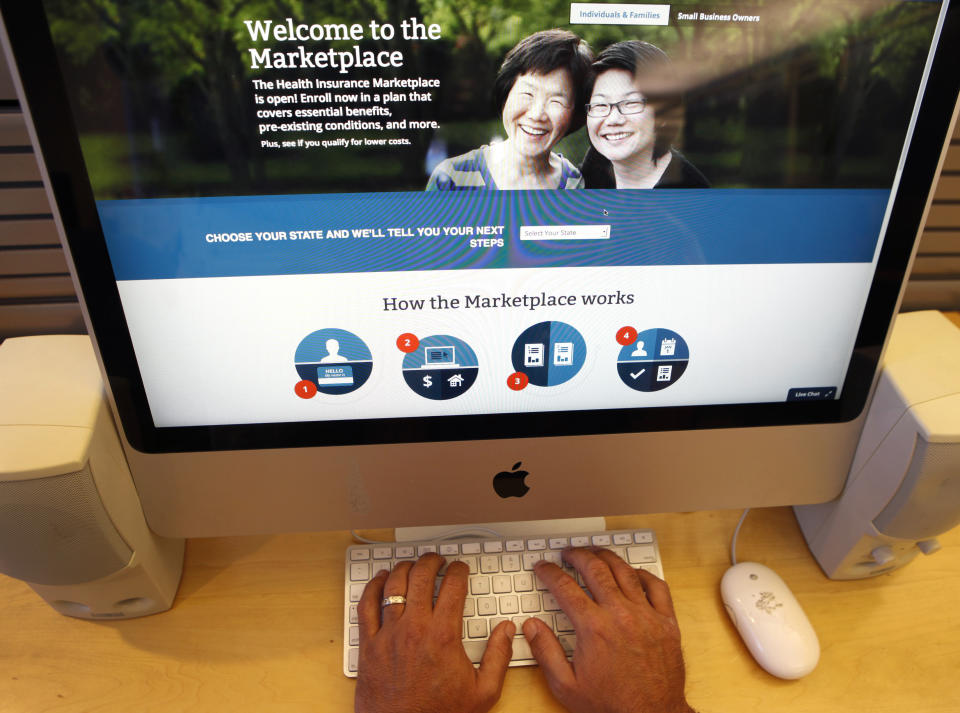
[447,374,465,387]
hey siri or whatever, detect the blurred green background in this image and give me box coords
[42,0,941,197]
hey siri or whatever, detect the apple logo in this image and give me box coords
[493,461,530,498]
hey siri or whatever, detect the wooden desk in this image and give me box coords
[2,507,959,712]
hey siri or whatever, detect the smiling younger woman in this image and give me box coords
[427,30,593,191]
[581,41,708,189]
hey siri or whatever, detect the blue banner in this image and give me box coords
[97,189,888,280]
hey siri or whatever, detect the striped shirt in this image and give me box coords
[426,146,584,190]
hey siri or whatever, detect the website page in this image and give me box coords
[42,0,944,427]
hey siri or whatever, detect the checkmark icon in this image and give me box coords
[630,368,646,380]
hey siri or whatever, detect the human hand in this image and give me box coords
[355,553,515,713]
[524,547,695,713]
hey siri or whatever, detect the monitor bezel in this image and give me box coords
[3,1,958,454]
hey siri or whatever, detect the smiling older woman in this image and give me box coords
[427,30,593,191]
[581,41,708,189]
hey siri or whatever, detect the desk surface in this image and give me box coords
[2,506,960,713]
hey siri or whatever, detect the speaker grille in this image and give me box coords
[0,464,133,585]
[874,438,960,540]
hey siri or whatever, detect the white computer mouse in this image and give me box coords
[720,562,820,679]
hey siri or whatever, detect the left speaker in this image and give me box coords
[0,335,183,618]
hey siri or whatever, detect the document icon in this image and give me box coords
[524,343,544,367]
[660,338,676,356]
[656,365,673,382]
[554,342,573,366]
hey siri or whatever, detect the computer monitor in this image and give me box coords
[2,0,957,537]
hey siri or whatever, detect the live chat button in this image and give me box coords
[570,3,671,25]
[787,387,838,401]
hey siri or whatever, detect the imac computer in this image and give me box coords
[1,0,957,538]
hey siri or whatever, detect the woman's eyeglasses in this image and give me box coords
[585,98,647,118]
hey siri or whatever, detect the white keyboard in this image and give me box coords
[343,528,662,677]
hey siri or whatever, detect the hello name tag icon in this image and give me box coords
[318,365,354,385]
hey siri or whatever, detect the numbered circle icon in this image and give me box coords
[294,328,373,396]
[617,328,689,392]
[511,321,586,388]
[402,335,479,400]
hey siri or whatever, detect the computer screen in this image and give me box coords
[2,0,957,536]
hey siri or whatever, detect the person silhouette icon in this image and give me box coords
[631,340,648,357]
[320,338,348,363]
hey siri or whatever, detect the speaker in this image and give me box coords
[0,335,184,618]
[795,311,960,579]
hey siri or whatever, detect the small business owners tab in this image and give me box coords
[570,3,671,25]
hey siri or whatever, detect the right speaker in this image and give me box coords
[795,311,960,579]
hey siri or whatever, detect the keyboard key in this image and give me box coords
[348,648,359,672]
[527,538,546,550]
[477,597,498,616]
[522,552,542,570]
[463,640,487,663]
[521,594,541,613]
[634,531,654,544]
[372,546,393,559]
[548,537,569,549]
[483,540,503,553]
[513,573,534,592]
[505,539,524,552]
[480,555,499,574]
[591,534,612,547]
[543,551,562,566]
[613,533,632,545]
[349,604,358,624]
[467,619,488,638]
[349,583,365,602]
[395,545,415,558]
[531,613,552,628]
[461,542,482,554]
[492,575,512,593]
[559,634,577,655]
[555,612,574,632]
[418,545,437,556]
[470,576,490,595]
[543,593,560,611]
[570,536,590,547]
[349,563,370,581]
[458,555,479,573]
[349,626,359,646]
[510,636,535,662]
[499,595,519,615]
[627,545,657,564]
[439,543,460,556]
[501,554,521,572]
[350,548,371,561]
[372,562,390,578]
[463,599,476,617]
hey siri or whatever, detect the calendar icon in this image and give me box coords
[660,338,676,356]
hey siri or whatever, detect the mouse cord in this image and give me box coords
[730,508,751,566]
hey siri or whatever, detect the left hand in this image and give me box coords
[355,553,515,713]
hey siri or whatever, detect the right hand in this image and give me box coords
[523,547,696,713]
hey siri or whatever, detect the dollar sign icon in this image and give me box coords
[422,375,433,388]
